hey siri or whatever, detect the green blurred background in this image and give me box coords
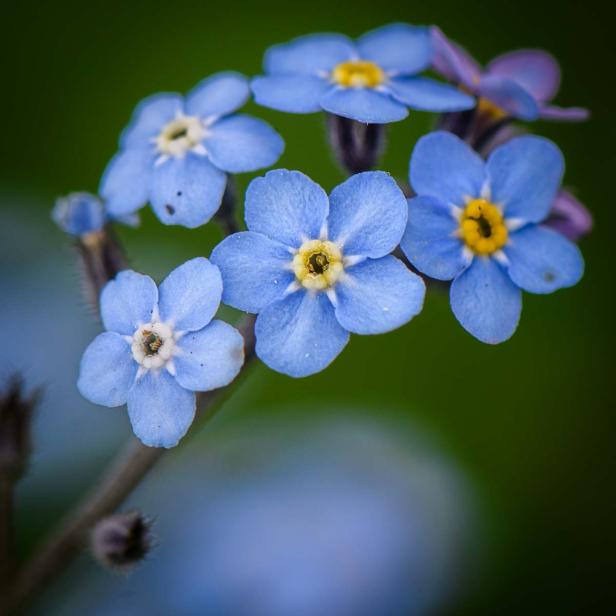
[1,0,613,613]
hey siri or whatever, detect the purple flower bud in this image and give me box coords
[0,376,39,480]
[91,511,153,571]
[545,190,593,242]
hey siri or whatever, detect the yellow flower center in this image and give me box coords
[460,199,508,255]
[156,115,205,157]
[332,60,385,88]
[293,240,344,290]
[477,97,508,121]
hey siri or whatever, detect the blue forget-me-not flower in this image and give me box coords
[100,72,284,229]
[401,131,584,344]
[78,258,245,447]
[251,23,476,124]
[211,170,425,377]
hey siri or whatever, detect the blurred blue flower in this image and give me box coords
[252,23,475,124]
[78,258,244,447]
[58,416,477,616]
[432,27,589,122]
[52,192,139,236]
[212,169,425,377]
[100,72,284,228]
[401,131,584,344]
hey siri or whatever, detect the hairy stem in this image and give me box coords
[76,226,129,312]
[8,315,256,613]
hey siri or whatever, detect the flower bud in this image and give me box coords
[545,189,593,242]
[326,114,385,174]
[0,376,39,480]
[52,193,106,236]
[91,511,153,571]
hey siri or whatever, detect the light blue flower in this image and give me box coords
[211,170,425,377]
[52,192,139,236]
[251,23,475,124]
[401,131,584,344]
[100,72,284,229]
[77,258,245,447]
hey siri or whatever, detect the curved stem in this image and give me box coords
[8,315,256,613]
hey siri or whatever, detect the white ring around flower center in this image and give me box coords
[131,322,176,370]
[293,239,345,290]
[155,115,206,158]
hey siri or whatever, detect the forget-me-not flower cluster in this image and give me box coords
[61,21,590,448]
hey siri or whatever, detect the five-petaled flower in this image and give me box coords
[100,72,284,229]
[401,131,584,343]
[252,23,476,125]
[78,258,245,447]
[211,170,425,377]
[432,27,589,122]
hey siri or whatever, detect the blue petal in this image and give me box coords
[505,225,584,294]
[334,256,425,334]
[255,291,349,377]
[450,257,522,344]
[410,131,486,206]
[327,171,407,258]
[52,192,105,236]
[478,76,539,120]
[174,320,244,392]
[264,33,355,75]
[127,370,195,448]
[401,196,469,281]
[487,136,564,224]
[356,23,432,74]
[77,332,137,407]
[150,155,227,228]
[119,93,184,149]
[204,114,284,174]
[99,148,154,217]
[251,75,330,113]
[158,257,222,332]
[320,87,408,124]
[101,270,158,335]
[185,72,250,118]
[211,232,294,313]
[388,77,476,111]
[245,170,329,248]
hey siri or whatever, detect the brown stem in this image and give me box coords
[76,225,129,311]
[8,315,256,613]
[0,477,15,612]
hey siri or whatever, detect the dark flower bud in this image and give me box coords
[326,114,385,174]
[91,511,153,571]
[0,376,39,480]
